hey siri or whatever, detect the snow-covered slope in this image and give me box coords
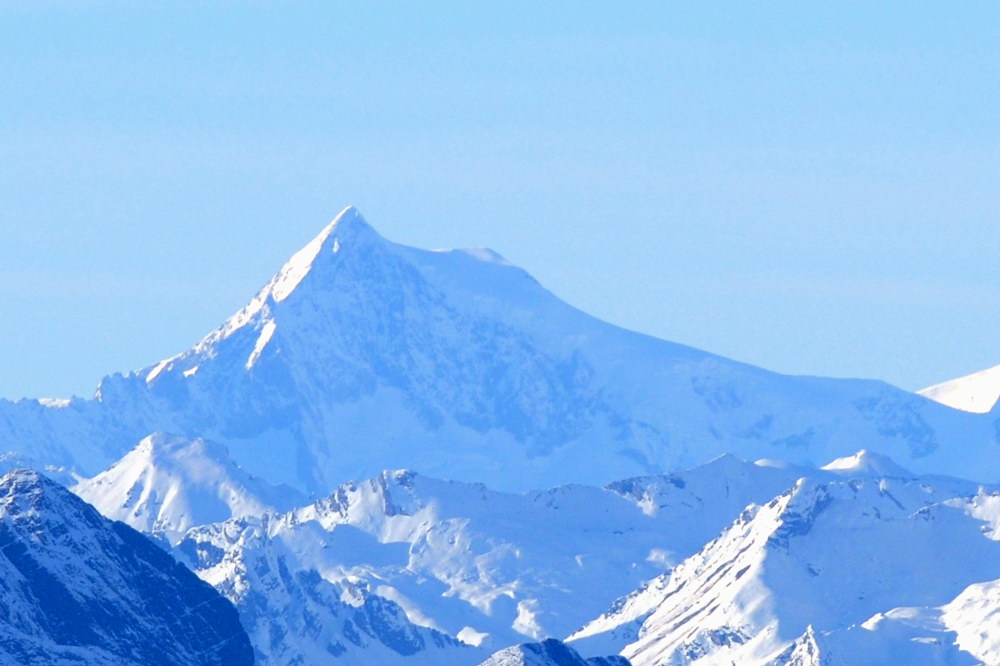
[0,469,254,665]
[0,208,996,494]
[609,468,1000,666]
[940,576,1000,664]
[170,457,806,659]
[72,432,305,544]
[919,362,1000,413]
[477,638,630,666]
[177,513,474,666]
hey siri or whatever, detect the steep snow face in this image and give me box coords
[919,363,1000,413]
[1,207,996,494]
[617,472,1000,666]
[72,432,306,544]
[0,470,254,666]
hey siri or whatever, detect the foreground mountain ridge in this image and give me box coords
[55,441,1000,665]
[919,362,1000,414]
[0,469,254,665]
[1,207,996,495]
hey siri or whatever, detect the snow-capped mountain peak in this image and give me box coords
[614,469,1000,665]
[72,432,305,543]
[267,205,380,302]
[5,207,1000,497]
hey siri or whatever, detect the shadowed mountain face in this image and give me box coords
[0,469,254,666]
[0,208,995,495]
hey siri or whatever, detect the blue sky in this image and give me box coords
[1,2,999,399]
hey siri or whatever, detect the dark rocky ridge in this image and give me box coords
[0,469,255,665]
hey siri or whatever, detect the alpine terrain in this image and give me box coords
[1,207,1000,664]
[0,208,997,495]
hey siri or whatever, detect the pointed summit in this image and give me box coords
[326,205,380,242]
[267,206,382,302]
[8,206,1000,497]
[73,433,306,543]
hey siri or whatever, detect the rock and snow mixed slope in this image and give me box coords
[572,457,1000,666]
[7,207,1000,665]
[169,456,807,661]
[29,430,1000,665]
[176,513,474,666]
[72,432,306,544]
[0,469,254,665]
[0,208,997,495]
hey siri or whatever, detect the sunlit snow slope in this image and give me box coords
[919,363,1000,413]
[72,432,306,544]
[571,457,1000,666]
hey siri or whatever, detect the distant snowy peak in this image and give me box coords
[820,449,916,479]
[919,362,1000,413]
[11,206,1000,495]
[268,206,372,301]
[477,639,630,666]
[72,432,305,543]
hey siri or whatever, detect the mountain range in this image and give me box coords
[1,207,997,497]
[0,469,254,665]
[1,207,999,664]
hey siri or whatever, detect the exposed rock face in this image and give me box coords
[477,638,630,666]
[0,469,254,666]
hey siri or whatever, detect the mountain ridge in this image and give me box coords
[0,469,255,665]
[0,208,997,495]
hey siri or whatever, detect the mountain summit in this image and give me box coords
[0,208,996,494]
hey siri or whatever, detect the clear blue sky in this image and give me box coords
[2,2,999,399]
